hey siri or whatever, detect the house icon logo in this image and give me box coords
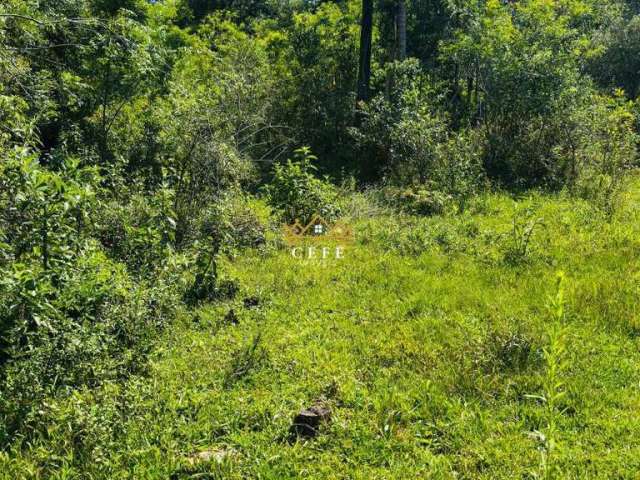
[283,214,354,246]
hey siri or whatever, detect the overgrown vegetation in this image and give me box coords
[1,0,640,477]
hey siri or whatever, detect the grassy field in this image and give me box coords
[3,182,640,479]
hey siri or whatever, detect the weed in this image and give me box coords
[527,272,570,479]
[503,205,545,265]
[223,333,268,388]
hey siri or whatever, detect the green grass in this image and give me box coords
[3,181,640,479]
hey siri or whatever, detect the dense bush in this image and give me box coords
[262,1,360,172]
[441,0,595,187]
[434,129,486,212]
[197,193,273,254]
[262,147,341,224]
[95,188,176,275]
[354,60,485,210]
[352,59,444,182]
[0,152,183,441]
[589,8,640,99]
[557,93,639,214]
[0,246,175,437]
[0,153,99,273]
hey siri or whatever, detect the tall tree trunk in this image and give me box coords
[397,0,407,61]
[356,0,373,106]
[385,0,407,100]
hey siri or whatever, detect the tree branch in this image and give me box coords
[0,14,45,25]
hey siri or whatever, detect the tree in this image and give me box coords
[397,0,407,60]
[356,0,374,106]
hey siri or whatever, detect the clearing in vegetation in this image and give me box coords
[3,181,640,479]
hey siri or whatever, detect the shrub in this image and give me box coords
[588,11,640,99]
[440,0,591,187]
[95,188,176,275]
[0,153,99,272]
[0,153,180,440]
[0,245,173,439]
[263,1,361,172]
[433,129,486,212]
[353,60,486,205]
[184,244,219,305]
[556,93,638,215]
[262,147,341,224]
[158,26,271,243]
[381,186,452,217]
[400,188,452,216]
[196,193,273,255]
[352,59,447,183]
[389,101,448,185]
[183,236,240,306]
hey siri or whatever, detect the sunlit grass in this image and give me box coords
[3,179,640,478]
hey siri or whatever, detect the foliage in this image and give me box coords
[157,17,274,242]
[354,60,485,207]
[441,0,597,187]
[196,193,273,255]
[261,1,361,172]
[0,151,180,441]
[1,0,640,474]
[502,205,545,265]
[353,59,443,181]
[381,186,453,216]
[263,147,341,224]
[0,152,99,274]
[536,272,570,478]
[95,187,176,275]
[0,245,176,438]
[557,92,639,214]
[433,129,486,211]
[588,8,640,99]
[184,243,219,305]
